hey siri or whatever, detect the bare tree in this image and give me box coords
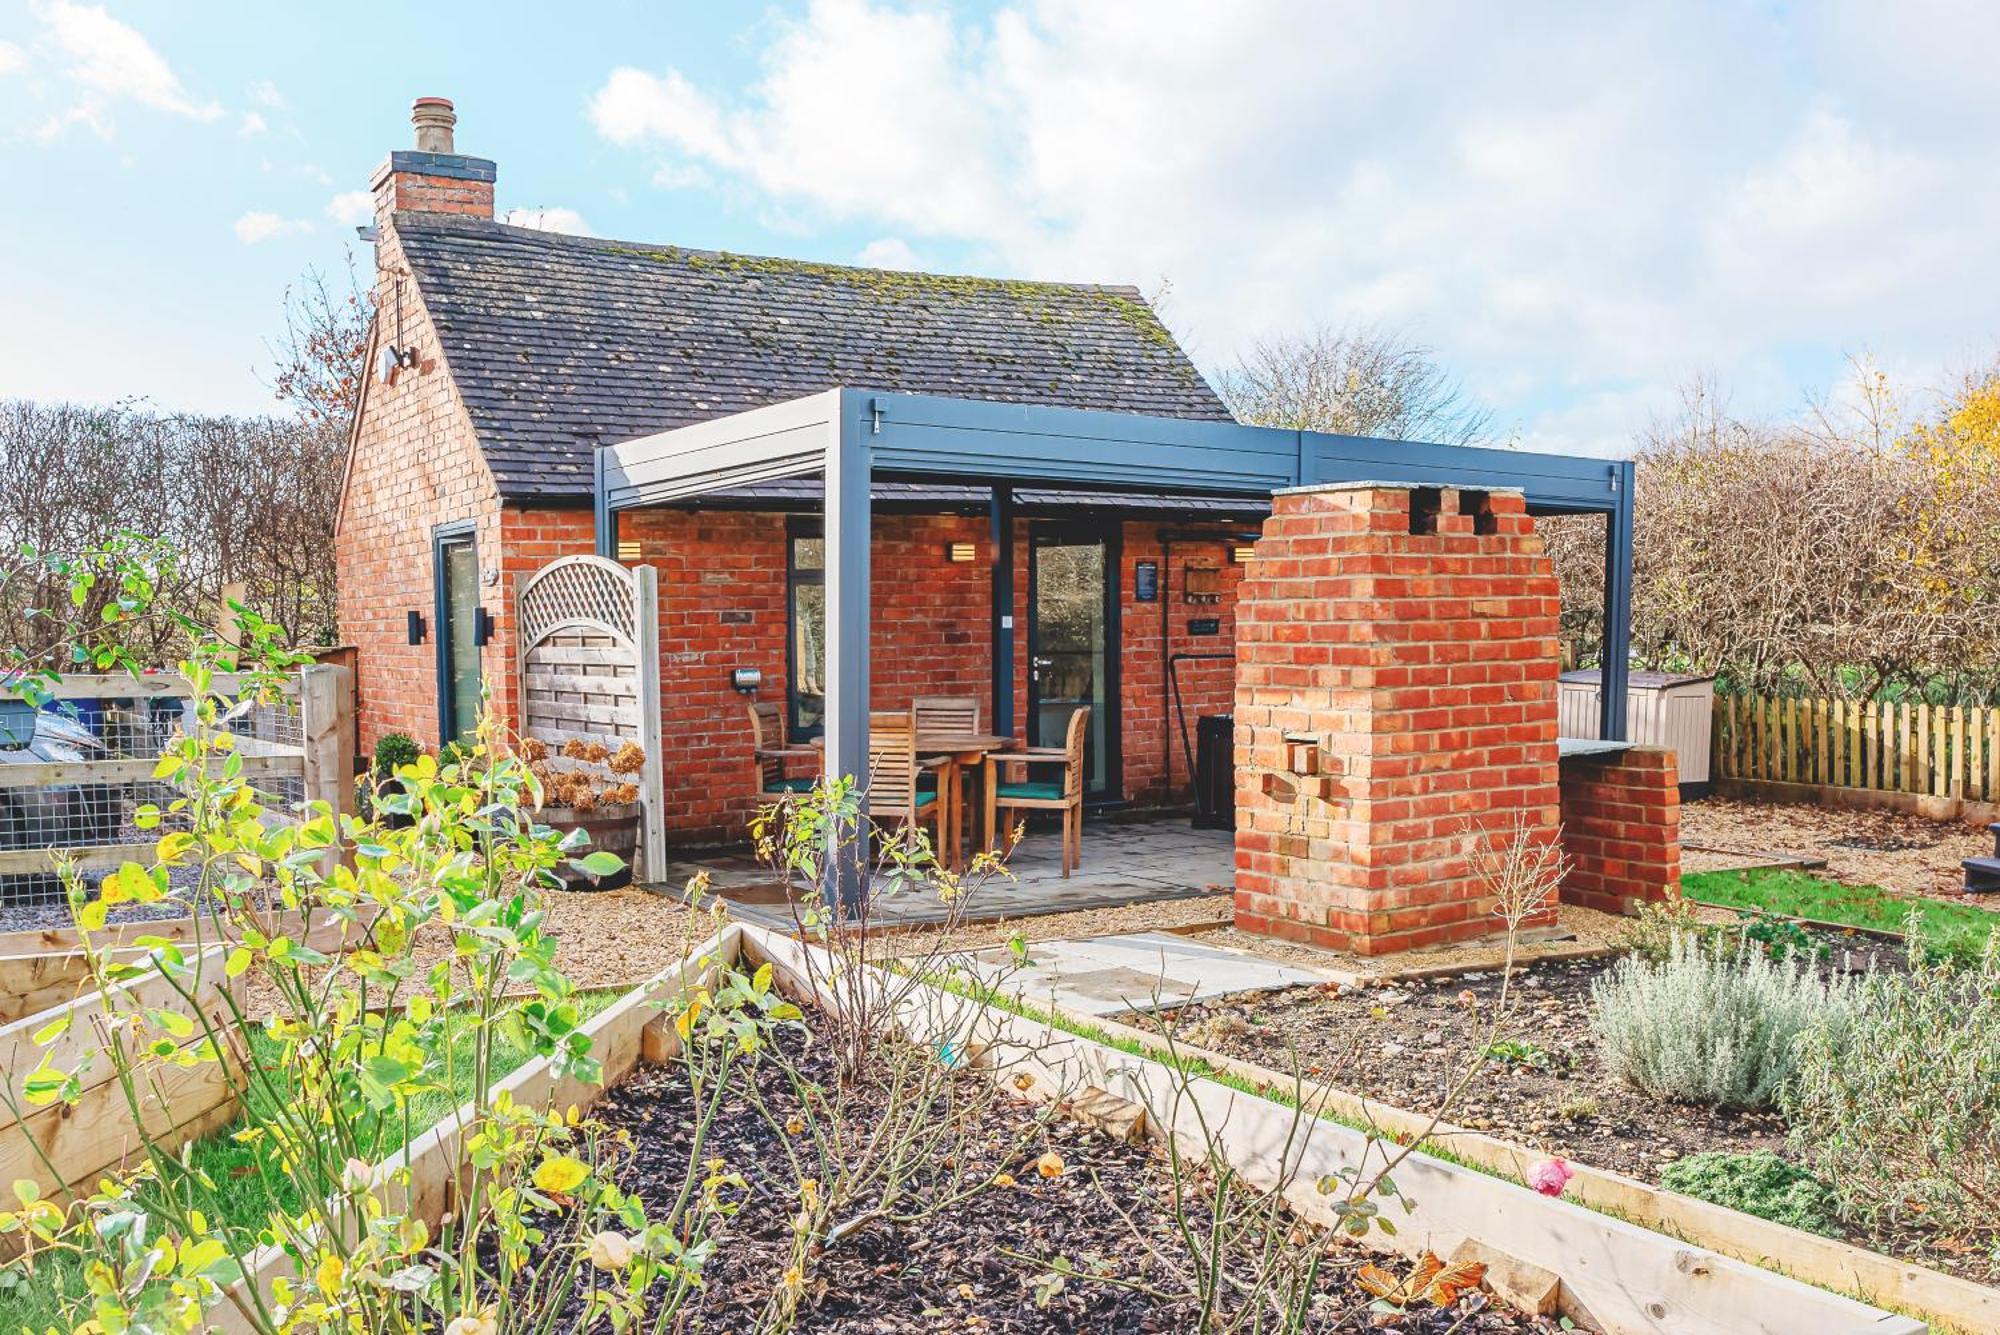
[1546,364,2000,702]
[0,400,343,654]
[267,257,371,432]
[1217,324,1494,445]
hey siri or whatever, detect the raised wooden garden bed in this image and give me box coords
[210,923,1925,1335]
[0,944,240,1240]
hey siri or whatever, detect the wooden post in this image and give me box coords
[1815,698,1828,786]
[1989,707,2000,802]
[1937,706,1952,800]
[1950,705,1965,800]
[299,664,357,867]
[633,565,667,885]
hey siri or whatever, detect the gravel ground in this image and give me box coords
[1681,796,1992,899]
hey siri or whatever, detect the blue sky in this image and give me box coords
[3,1,1997,456]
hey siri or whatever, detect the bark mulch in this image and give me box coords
[555,1031,1562,1333]
[1153,948,1997,1287]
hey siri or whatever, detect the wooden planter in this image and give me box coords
[541,803,641,891]
[215,924,1931,1335]
[0,944,242,1256]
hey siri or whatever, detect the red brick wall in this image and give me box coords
[1558,747,1681,913]
[1233,483,1563,956]
[1119,528,1245,805]
[335,208,507,756]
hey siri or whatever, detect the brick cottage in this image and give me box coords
[337,98,1254,845]
[336,98,1675,951]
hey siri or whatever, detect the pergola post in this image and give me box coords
[822,395,873,908]
[988,484,1015,740]
[592,447,617,560]
[1599,461,1636,741]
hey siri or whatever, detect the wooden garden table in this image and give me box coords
[813,731,1014,870]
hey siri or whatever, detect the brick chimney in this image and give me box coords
[370,96,495,230]
[1232,482,1564,955]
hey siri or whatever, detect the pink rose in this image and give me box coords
[1528,1157,1573,1197]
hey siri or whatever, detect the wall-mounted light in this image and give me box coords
[472,607,494,648]
[947,541,978,563]
[616,539,643,562]
[732,667,764,694]
[1232,544,1257,564]
[406,611,427,645]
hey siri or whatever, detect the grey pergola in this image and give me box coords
[594,388,1635,801]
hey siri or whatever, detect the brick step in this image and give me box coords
[1962,856,2000,894]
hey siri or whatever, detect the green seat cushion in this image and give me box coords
[916,781,938,802]
[996,780,1064,801]
[763,776,817,794]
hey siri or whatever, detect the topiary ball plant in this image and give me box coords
[373,731,421,776]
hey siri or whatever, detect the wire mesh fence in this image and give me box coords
[0,678,312,906]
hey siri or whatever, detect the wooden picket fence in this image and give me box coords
[1714,691,2000,802]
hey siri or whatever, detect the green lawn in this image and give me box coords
[1682,867,2000,962]
[0,988,625,1331]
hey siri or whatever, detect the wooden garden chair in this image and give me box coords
[983,706,1090,877]
[912,695,981,736]
[913,694,981,862]
[747,699,819,799]
[865,709,947,852]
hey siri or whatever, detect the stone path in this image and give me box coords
[960,929,1333,1017]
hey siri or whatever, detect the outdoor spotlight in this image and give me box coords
[731,667,764,694]
[947,541,978,563]
[1232,544,1257,563]
[406,611,427,645]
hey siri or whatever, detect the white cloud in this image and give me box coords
[0,40,25,75]
[589,0,2000,455]
[325,190,375,226]
[501,206,596,236]
[237,110,267,136]
[246,79,284,110]
[28,0,223,134]
[233,211,312,244]
[856,237,922,271]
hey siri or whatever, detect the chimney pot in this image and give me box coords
[411,97,456,153]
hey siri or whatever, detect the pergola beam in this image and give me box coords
[593,388,1640,755]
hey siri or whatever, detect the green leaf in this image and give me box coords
[225,947,253,978]
[572,850,625,877]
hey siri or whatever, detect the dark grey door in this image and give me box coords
[436,532,482,744]
[1028,528,1119,799]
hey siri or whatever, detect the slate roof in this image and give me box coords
[395,215,1234,499]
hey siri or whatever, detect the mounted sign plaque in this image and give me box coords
[1188,617,1221,636]
[1134,560,1159,602]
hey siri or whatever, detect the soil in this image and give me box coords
[1681,796,1995,902]
[547,1030,1561,1333]
[1153,947,1998,1286]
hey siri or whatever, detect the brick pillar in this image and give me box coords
[1233,483,1563,955]
[1558,747,1681,913]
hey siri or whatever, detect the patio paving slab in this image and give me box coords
[960,930,1335,1017]
[670,817,1234,929]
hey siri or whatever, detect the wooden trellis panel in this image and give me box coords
[515,556,665,881]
